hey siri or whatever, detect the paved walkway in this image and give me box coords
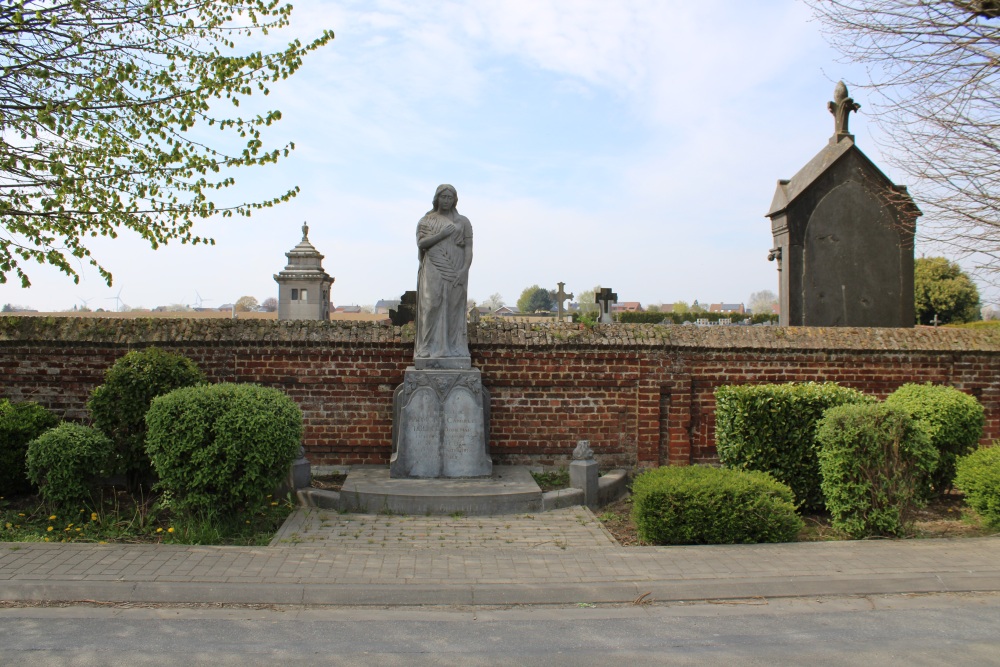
[2,506,999,607]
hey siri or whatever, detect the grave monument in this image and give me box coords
[390,184,492,478]
[766,82,918,327]
[273,223,334,321]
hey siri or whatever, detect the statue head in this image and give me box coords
[432,184,458,212]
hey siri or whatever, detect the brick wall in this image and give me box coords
[3,316,999,469]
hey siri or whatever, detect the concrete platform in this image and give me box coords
[338,465,543,516]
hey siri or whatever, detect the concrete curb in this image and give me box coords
[3,570,999,607]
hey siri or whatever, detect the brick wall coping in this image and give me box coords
[3,315,999,353]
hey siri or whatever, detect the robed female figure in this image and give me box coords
[414,184,472,363]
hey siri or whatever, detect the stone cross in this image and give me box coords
[595,287,617,324]
[555,282,574,322]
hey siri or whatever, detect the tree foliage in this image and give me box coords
[516,285,554,313]
[914,257,981,324]
[805,0,1000,274]
[260,296,278,312]
[235,295,258,312]
[481,292,504,311]
[0,0,334,287]
[748,289,777,315]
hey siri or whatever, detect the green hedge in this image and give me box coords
[954,446,1000,529]
[26,423,114,509]
[631,465,802,545]
[0,399,60,496]
[88,347,205,488]
[611,311,778,325]
[817,403,937,538]
[885,383,984,494]
[145,383,302,516]
[715,382,873,511]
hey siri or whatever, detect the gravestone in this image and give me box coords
[390,185,492,478]
[273,223,335,321]
[596,287,617,324]
[388,291,416,326]
[555,282,574,322]
[766,82,919,327]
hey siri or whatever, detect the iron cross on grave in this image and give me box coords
[595,287,617,324]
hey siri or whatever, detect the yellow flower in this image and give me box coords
[47,526,53,532]
[18,513,24,517]
[48,515,56,520]
[167,527,175,534]
[43,537,49,542]
[156,527,163,533]
[98,541,107,545]
[4,522,11,529]
[91,513,98,521]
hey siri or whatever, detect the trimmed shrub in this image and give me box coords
[145,383,302,516]
[88,347,205,487]
[954,446,1000,529]
[816,403,937,538]
[885,383,985,494]
[25,423,114,509]
[0,399,60,496]
[715,382,873,511]
[631,465,803,545]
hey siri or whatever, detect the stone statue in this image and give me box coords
[414,184,473,365]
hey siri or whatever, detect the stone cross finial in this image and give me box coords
[302,223,310,241]
[828,81,860,142]
[556,282,574,321]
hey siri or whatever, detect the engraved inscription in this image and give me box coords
[400,387,442,477]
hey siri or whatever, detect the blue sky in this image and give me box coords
[4,0,963,312]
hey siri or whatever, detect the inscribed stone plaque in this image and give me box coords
[399,387,443,478]
[442,387,487,477]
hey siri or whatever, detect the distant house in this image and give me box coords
[709,303,746,315]
[374,299,401,315]
[493,306,519,317]
[335,305,362,314]
[612,302,642,313]
[218,303,235,312]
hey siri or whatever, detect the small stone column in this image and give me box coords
[569,440,599,509]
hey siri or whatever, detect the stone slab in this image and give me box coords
[340,465,541,515]
[390,367,491,479]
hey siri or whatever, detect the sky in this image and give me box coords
[3,0,976,312]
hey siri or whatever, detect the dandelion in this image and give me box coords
[91,513,98,521]
[18,513,24,517]
[167,527,175,534]
[156,527,163,533]
[43,537,49,542]
[270,502,278,506]
[4,522,11,529]
[48,515,56,520]
[98,541,107,545]
[47,526,53,532]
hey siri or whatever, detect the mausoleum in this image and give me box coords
[766,82,919,327]
[273,223,334,321]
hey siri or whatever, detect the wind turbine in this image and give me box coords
[106,288,124,312]
[194,291,213,310]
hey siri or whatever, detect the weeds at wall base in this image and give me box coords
[0,488,294,546]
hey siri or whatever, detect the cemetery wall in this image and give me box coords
[3,316,1000,470]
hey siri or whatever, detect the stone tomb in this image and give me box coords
[389,367,492,478]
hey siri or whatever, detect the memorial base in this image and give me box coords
[390,367,492,478]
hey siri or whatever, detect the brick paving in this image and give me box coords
[1,506,999,606]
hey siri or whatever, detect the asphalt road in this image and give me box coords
[2,592,999,666]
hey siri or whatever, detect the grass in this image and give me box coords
[530,469,570,492]
[0,488,295,546]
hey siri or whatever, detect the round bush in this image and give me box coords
[26,423,114,509]
[630,465,803,545]
[885,383,985,494]
[0,399,60,496]
[715,382,873,511]
[954,446,1000,529]
[88,347,205,487]
[817,403,937,538]
[145,383,303,515]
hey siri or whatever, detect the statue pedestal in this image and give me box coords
[390,367,492,478]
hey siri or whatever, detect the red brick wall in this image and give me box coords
[2,316,999,469]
